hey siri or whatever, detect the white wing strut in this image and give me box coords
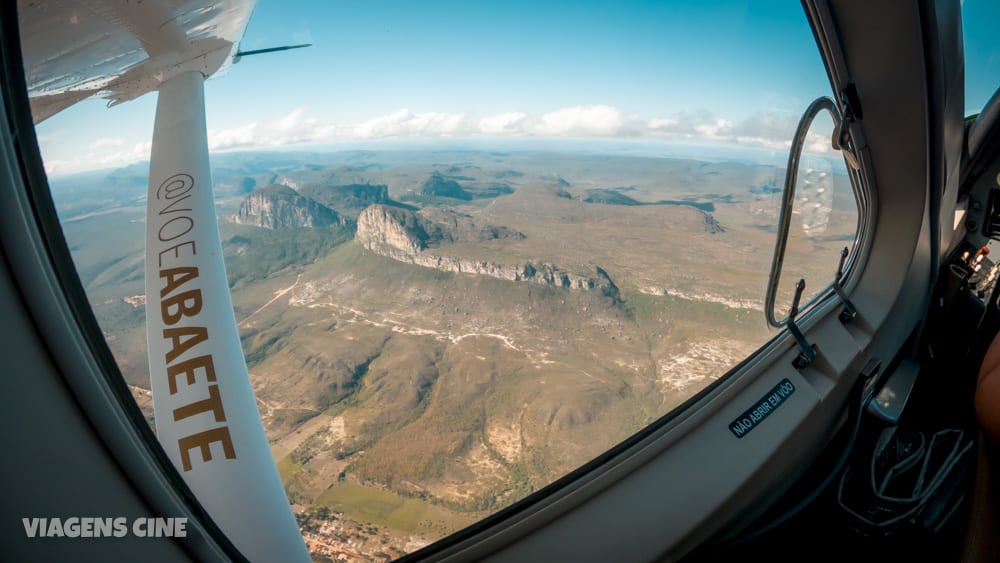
[145,70,309,562]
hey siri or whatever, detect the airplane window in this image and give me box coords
[28,1,862,560]
[962,0,1000,116]
[772,109,859,320]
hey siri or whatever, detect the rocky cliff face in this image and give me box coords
[234,185,341,229]
[703,211,726,234]
[355,204,429,256]
[410,254,618,294]
[356,204,617,294]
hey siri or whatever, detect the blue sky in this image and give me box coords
[964,0,1000,114]
[34,0,999,175]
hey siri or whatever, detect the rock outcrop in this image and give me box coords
[299,183,412,221]
[405,172,514,201]
[356,204,616,294]
[418,172,472,200]
[234,185,340,229]
[416,207,524,245]
[703,211,725,234]
[355,204,429,256]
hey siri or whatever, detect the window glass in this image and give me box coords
[31,1,857,559]
[963,0,1000,116]
[774,110,859,317]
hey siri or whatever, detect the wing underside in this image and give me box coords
[17,0,254,123]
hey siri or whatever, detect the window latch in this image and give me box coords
[832,83,863,170]
[788,278,818,368]
[833,246,858,323]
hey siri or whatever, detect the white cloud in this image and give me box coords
[90,137,124,149]
[478,112,528,135]
[353,108,467,139]
[533,105,625,136]
[200,104,807,151]
[42,104,839,176]
[201,105,824,152]
[804,134,837,155]
[208,122,258,150]
[693,118,734,139]
[42,140,151,176]
[648,117,679,130]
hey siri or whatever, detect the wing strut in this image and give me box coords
[144,70,309,562]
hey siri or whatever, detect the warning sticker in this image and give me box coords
[729,378,796,439]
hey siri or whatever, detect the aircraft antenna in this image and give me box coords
[233,43,311,63]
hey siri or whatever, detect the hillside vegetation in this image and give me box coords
[53,148,858,558]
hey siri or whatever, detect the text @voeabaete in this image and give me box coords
[22,517,188,538]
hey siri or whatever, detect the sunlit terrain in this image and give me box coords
[50,144,856,560]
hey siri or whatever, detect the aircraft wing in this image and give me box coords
[17,0,255,123]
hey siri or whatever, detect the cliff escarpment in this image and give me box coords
[355,204,617,294]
